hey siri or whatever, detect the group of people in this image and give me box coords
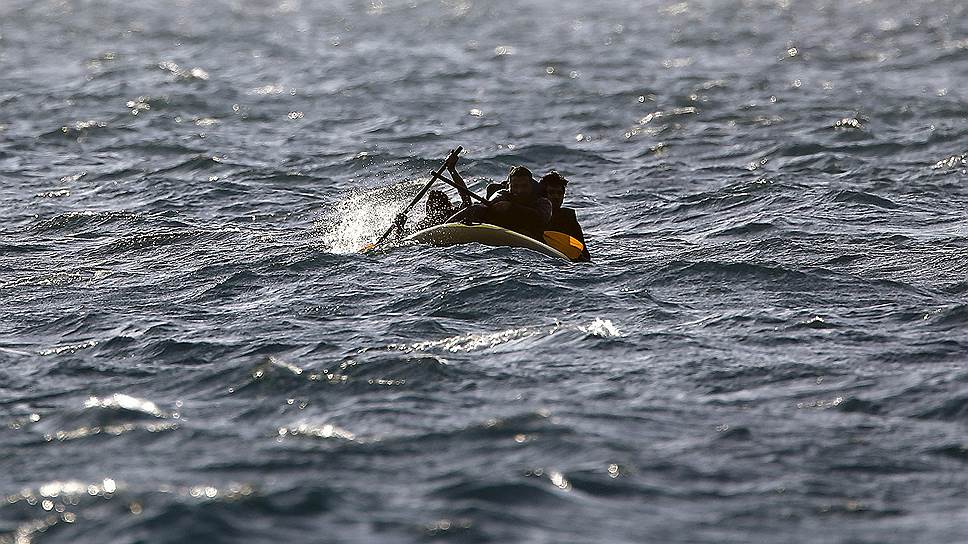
[393,152,591,261]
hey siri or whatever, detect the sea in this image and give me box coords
[2,0,967,542]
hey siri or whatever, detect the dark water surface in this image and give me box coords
[2,0,968,542]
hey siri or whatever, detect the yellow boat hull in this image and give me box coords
[405,223,569,260]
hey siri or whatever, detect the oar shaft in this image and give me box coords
[371,146,462,247]
[428,170,489,204]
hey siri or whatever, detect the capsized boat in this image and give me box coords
[404,222,569,260]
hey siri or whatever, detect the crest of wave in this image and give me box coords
[315,181,424,253]
[391,318,623,353]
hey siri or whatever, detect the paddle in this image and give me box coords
[542,230,585,260]
[428,170,489,204]
[363,146,462,252]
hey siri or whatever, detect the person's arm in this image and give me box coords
[443,151,473,208]
[485,182,507,200]
[564,209,585,244]
[393,213,407,237]
[448,167,473,208]
[488,191,511,205]
[565,209,591,261]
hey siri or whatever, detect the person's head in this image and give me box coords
[540,171,568,210]
[507,166,534,198]
[425,190,453,217]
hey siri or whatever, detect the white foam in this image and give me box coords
[579,318,622,337]
[315,182,422,254]
[392,318,622,353]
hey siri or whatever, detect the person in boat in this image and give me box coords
[394,152,472,235]
[394,189,457,235]
[539,171,591,262]
[449,165,552,240]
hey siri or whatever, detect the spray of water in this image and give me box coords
[315,180,426,254]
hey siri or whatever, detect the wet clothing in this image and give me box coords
[472,189,552,240]
[395,169,473,236]
[546,207,591,262]
[411,207,456,233]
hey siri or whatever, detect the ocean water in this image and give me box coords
[2,0,968,542]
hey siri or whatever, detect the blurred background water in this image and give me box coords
[1,0,967,542]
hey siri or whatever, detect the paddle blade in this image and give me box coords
[543,231,584,260]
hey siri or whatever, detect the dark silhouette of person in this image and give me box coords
[394,152,472,235]
[449,165,552,240]
[540,171,591,262]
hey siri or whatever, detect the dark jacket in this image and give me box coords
[411,208,454,233]
[546,207,591,261]
[484,189,553,239]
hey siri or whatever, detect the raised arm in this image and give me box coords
[444,152,473,208]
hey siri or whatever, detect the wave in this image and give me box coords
[39,119,121,140]
[708,221,775,237]
[224,351,473,400]
[483,143,612,169]
[434,480,571,505]
[386,318,622,356]
[916,391,968,423]
[942,282,968,295]
[148,155,240,178]
[96,229,196,254]
[1,480,295,544]
[925,443,968,461]
[653,259,818,285]
[826,189,900,209]
[926,304,968,327]
[699,363,832,395]
[875,339,967,365]
[19,393,176,445]
[658,178,795,224]
[29,211,143,232]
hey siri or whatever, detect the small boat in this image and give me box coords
[404,222,569,260]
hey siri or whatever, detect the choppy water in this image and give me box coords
[2,0,968,542]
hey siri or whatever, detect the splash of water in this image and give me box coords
[315,181,426,253]
[579,317,622,338]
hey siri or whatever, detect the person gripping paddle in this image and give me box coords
[447,165,553,241]
[363,146,463,252]
[364,147,589,263]
[392,151,473,236]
